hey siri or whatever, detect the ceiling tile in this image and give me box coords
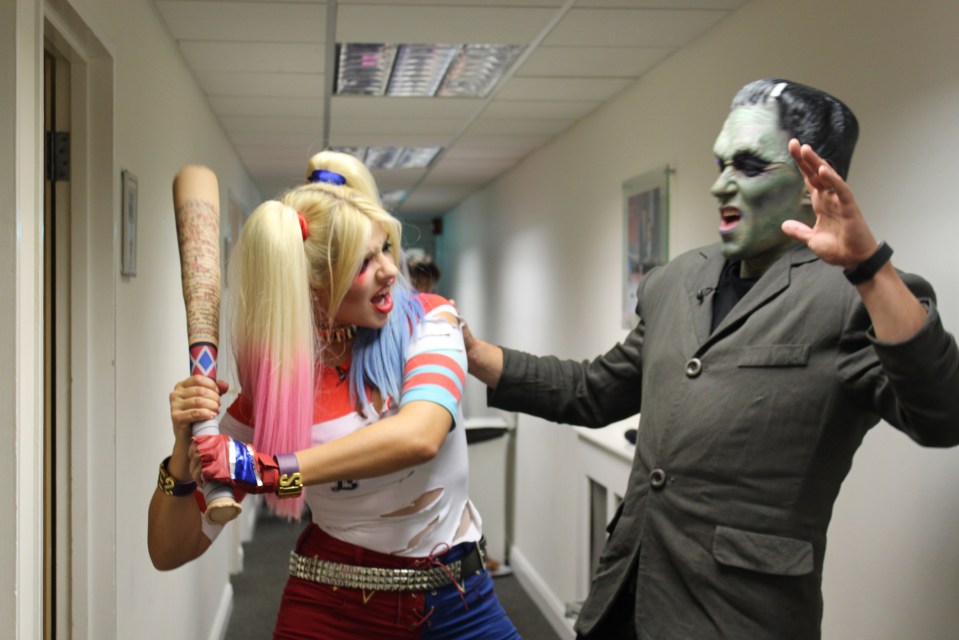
[455,133,550,150]
[543,8,728,47]
[465,117,574,137]
[495,77,631,102]
[180,41,325,73]
[338,0,564,5]
[332,117,464,136]
[208,96,325,118]
[195,70,325,98]
[331,96,485,119]
[369,168,429,191]
[231,130,328,148]
[575,0,746,8]
[155,1,327,42]
[237,146,315,173]
[481,99,602,120]
[515,45,670,78]
[220,115,325,134]
[336,4,556,44]
[423,158,517,186]
[327,133,451,148]
[443,145,529,162]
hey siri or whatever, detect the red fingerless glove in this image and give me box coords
[194,434,280,494]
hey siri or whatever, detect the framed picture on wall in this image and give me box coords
[120,169,138,277]
[623,166,669,328]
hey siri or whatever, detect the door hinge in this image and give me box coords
[45,131,70,182]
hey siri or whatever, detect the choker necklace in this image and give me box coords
[320,325,357,344]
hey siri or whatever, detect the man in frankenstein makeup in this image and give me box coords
[465,79,959,640]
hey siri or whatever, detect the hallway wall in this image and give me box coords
[6,0,260,638]
[443,0,959,638]
[97,0,261,636]
[92,0,263,636]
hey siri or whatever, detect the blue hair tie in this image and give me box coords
[309,169,346,185]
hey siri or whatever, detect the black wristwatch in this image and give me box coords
[844,241,893,285]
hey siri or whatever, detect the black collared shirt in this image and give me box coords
[711,260,759,332]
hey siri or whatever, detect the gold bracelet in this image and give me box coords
[157,456,198,497]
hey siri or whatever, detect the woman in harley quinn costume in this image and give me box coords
[148,151,520,640]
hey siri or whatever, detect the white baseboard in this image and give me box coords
[208,583,234,640]
[508,546,577,640]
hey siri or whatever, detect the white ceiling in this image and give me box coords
[153,0,749,219]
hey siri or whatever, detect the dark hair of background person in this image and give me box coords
[408,257,441,294]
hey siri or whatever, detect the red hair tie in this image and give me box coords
[296,211,309,241]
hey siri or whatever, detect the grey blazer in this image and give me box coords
[490,243,959,640]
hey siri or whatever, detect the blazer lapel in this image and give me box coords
[701,244,819,350]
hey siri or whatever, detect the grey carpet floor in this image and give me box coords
[224,508,563,639]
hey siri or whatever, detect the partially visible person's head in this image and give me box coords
[408,257,441,294]
[305,150,382,207]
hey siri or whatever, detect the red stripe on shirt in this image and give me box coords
[403,353,466,385]
[401,372,462,400]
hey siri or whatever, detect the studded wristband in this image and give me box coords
[275,452,304,499]
[844,241,893,285]
[157,456,198,496]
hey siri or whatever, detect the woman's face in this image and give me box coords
[333,225,398,329]
[710,102,807,270]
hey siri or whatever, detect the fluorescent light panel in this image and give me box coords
[330,146,441,170]
[337,43,397,96]
[439,44,525,97]
[388,44,460,97]
[336,43,524,98]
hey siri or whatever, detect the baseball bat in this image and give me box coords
[173,165,242,525]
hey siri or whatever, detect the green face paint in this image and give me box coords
[710,102,809,277]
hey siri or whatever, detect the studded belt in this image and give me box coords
[288,538,487,592]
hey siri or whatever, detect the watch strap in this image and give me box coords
[844,241,893,285]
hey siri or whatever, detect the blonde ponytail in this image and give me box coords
[229,200,315,519]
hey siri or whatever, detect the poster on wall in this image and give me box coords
[623,166,669,328]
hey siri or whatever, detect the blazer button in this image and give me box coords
[685,357,702,378]
[649,468,667,489]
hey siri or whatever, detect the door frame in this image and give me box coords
[44,1,117,638]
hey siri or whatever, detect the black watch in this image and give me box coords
[844,241,893,285]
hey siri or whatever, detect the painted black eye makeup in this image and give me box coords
[716,153,778,178]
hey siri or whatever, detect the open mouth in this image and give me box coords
[719,206,742,233]
[371,289,394,315]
